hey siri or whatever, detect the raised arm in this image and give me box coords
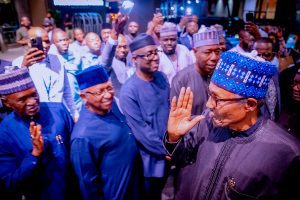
[101,15,128,73]
[167,87,204,142]
[164,87,206,167]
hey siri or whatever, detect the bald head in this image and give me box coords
[85,32,101,54]
[238,30,254,52]
[20,16,31,27]
[73,28,85,43]
[116,34,129,61]
[52,29,69,54]
[253,37,274,62]
[51,28,65,41]
[85,32,101,42]
[28,27,47,38]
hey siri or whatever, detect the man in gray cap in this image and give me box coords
[165,51,300,199]
[119,33,170,200]
[0,68,77,199]
[171,25,220,115]
[158,22,194,84]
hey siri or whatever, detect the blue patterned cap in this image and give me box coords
[0,67,35,95]
[211,51,277,99]
[75,65,109,90]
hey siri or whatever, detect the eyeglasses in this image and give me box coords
[85,87,114,97]
[208,91,248,107]
[135,49,162,61]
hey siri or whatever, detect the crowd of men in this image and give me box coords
[0,10,300,200]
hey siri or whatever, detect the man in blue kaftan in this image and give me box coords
[71,66,141,200]
[0,67,76,200]
[119,33,170,200]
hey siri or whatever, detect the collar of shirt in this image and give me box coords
[13,110,41,124]
[229,115,264,138]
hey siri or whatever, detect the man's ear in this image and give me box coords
[192,48,197,54]
[79,93,87,104]
[1,96,11,109]
[245,98,258,112]
[131,54,137,63]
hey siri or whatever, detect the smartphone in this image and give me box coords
[286,34,299,49]
[186,15,193,21]
[31,37,43,52]
[120,0,134,16]
[245,12,254,22]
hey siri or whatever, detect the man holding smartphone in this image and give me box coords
[11,27,77,120]
[244,12,268,39]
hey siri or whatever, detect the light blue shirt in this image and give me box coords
[49,44,83,116]
[82,37,117,70]
[12,54,77,118]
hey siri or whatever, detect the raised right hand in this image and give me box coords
[114,14,128,35]
[167,87,204,142]
[179,16,188,29]
[29,121,44,157]
[21,48,45,67]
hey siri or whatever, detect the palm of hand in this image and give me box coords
[167,87,204,141]
[168,106,192,137]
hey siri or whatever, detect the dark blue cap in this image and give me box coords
[102,23,112,29]
[75,65,109,90]
[129,33,156,52]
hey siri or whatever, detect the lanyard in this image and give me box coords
[43,76,52,101]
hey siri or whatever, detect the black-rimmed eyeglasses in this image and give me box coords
[135,49,162,60]
[85,87,114,97]
[208,91,248,107]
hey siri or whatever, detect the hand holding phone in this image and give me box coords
[245,12,254,22]
[31,37,44,52]
[22,39,45,67]
[120,0,134,16]
[113,15,128,35]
